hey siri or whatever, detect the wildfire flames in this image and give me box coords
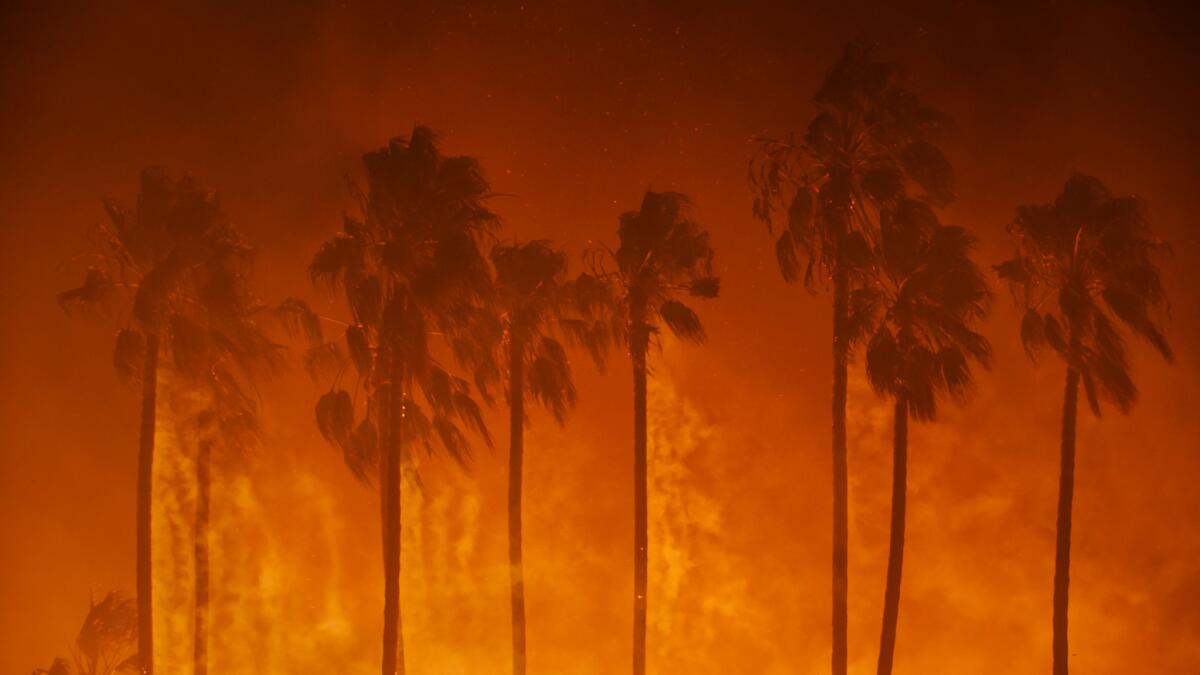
[4,3,1199,675]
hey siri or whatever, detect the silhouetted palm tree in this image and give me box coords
[483,239,596,675]
[278,126,495,675]
[749,43,953,674]
[71,591,138,675]
[996,173,1172,675]
[585,191,719,675]
[179,249,280,675]
[846,200,991,674]
[60,169,263,675]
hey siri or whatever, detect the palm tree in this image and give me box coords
[845,200,991,674]
[60,168,256,675]
[181,255,281,675]
[278,126,496,675]
[996,173,1172,675]
[585,191,719,675]
[34,590,139,675]
[72,590,139,675]
[749,42,953,674]
[486,239,596,675]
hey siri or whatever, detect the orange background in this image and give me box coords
[2,1,1198,672]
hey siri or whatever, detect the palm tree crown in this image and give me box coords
[587,191,720,344]
[488,239,582,421]
[61,167,275,382]
[586,189,718,675]
[853,200,993,417]
[750,41,953,289]
[996,172,1172,413]
[280,126,496,479]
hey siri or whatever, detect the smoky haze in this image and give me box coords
[2,1,1198,673]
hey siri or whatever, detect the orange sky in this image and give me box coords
[2,1,1199,673]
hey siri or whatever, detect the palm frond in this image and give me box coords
[900,141,955,204]
[315,389,354,447]
[658,300,706,343]
[58,267,113,319]
[345,324,372,375]
[303,342,345,381]
[527,337,577,425]
[344,419,379,485]
[309,233,365,290]
[112,329,146,383]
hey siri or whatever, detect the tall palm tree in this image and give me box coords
[996,173,1172,675]
[485,239,595,675]
[278,126,496,675]
[845,200,991,674]
[60,168,256,675]
[180,247,281,675]
[585,191,719,675]
[749,42,953,674]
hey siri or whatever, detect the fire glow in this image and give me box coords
[4,3,1199,675]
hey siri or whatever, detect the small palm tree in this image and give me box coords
[34,591,139,675]
[60,169,257,675]
[996,173,1172,675]
[749,43,953,674]
[72,591,139,675]
[485,239,599,675]
[278,126,495,675]
[585,191,719,675]
[847,200,991,674]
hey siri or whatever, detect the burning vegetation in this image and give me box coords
[6,3,1196,675]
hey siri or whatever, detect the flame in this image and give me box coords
[647,376,771,671]
[145,365,781,674]
[137,357,1196,675]
[152,370,375,674]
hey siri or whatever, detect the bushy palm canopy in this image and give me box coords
[483,240,583,423]
[71,591,138,675]
[60,167,281,396]
[849,199,992,418]
[996,173,1172,414]
[279,126,496,480]
[584,191,720,348]
[749,42,953,289]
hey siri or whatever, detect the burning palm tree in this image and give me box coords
[479,239,606,675]
[278,126,496,675]
[996,173,1172,675]
[60,168,268,675]
[177,243,282,675]
[845,200,991,674]
[584,190,719,675]
[749,42,954,674]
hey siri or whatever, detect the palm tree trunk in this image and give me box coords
[382,353,406,675]
[876,396,908,675]
[193,440,212,675]
[632,313,649,675]
[508,335,527,675]
[1053,366,1079,675]
[137,333,159,675]
[831,264,849,675]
